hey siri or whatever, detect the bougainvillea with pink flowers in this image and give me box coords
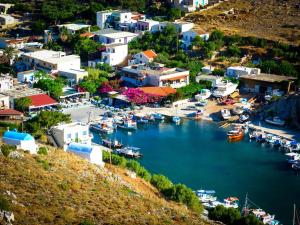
[122,88,161,104]
[98,82,114,93]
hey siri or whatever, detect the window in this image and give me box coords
[67,133,71,139]
[83,131,87,136]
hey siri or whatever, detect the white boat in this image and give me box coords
[90,123,114,134]
[172,116,181,124]
[195,89,211,100]
[115,146,142,158]
[239,114,250,123]
[221,109,231,120]
[251,208,279,225]
[222,197,239,209]
[196,190,217,203]
[212,81,238,98]
[117,119,137,130]
[203,200,223,209]
[196,99,208,106]
[152,113,165,120]
[265,117,285,126]
[232,106,244,115]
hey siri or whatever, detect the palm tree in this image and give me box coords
[3,46,16,62]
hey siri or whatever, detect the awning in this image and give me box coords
[160,75,188,81]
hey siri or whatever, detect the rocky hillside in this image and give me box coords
[186,0,300,45]
[262,93,300,128]
[0,147,210,225]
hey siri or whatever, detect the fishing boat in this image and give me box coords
[239,114,250,123]
[222,197,239,208]
[196,190,217,203]
[102,139,123,149]
[144,114,155,122]
[152,113,165,120]
[90,122,114,134]
[265,117,285,126]
[196,99,208,106]
[232,106,244,115]
[115,146,142,158]
[227,129,244,141]
[172,116,181,124]
[221,109,231,120]
[195,89,211,100]
[251,209,280,225]
[117,119,137,130]
[202,200,223,209]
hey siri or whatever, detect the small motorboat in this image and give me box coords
[221,109,231,120]
[152,113,165,120]
[265,117,285,126]
[90,123,114,134]
[196,99,208,106]
[115,146,142,158]
[232,106,244,115]
[102,139,123,149]
[239,114,250,123]
[227,129,244,141]
[117,119,137,130]
[172,116,181,124]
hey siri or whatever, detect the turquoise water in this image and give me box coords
[92,120,300,224]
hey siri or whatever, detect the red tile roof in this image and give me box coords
[0,109,23,116]
[139,87,176,97]
[142,50,157,59]
[160,75,188,81]
[80,32,95,38]
[28,94,58,108]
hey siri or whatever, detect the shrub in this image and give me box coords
[58,181,69,191]
[151,174,173,192]
[36,158,50,170]
[38,147,48,155]
[126,160,152,181]
[0,196,11,211]
[1,144,15,157]
[79,219,95,225]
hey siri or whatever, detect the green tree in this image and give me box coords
[169,8,182,21]
[192,36,205,49]
[209,29,224,41]
[15,97,32,112]
[227,45,242,57]
[73,36,102,60]
[32,20,47,34]
[34,77,64,100]
[151,174,173,191]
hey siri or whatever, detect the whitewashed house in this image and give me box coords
[21,50,81,72]
[17,70,37,84]
[173,21,194,33]
[0,38,25,49]
[0,14,16,26]
[0,74,13,92]
[182,29,209,50]
[66,142,104,167]
[101,43,128,66]
[121,63,190,88]
[226,66,261,79]
[58,68,88,86]
[57,23,91,35]
[128,50,157,65]
[93,29,138,45]
[171,0,209,12]
[2,130,38,154]
[136,19,160,32]
[51,122,92,148]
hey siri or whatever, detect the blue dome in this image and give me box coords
[3,131,35,141]
[67,143,93,154]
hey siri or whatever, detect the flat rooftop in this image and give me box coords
[240,73,297,83]
[2,85,44,98]
[23,50,80,64]
[57,23,90,31]
[93,29,138,39]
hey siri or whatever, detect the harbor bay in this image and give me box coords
[93,120,300,225]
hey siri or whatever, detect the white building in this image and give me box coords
[21,50,81,72]
[57,23,91,35]
[0,94,9,109]
[121,63,190,88]
[97,10,131,29]
[0,3,14,14]
[17,70,37,84]
[0,74,13,92]
[136,19,160,32]
[58,68,88,85]
[226,66,261,79]
[51,122,92,148]
[101,43,128,66]
[128,50,157,65]
[173,21,194,33]
[182,29,209,49]
[201,65,215,74]
[93,29,138,45]
[0,38,25,49]
[66,142,104,167]
[2,130,38,154]
[171,0,209,12]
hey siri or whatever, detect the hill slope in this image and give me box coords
[185,0,300,45]
[0,148,210,225]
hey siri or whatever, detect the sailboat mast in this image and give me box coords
[293,204,296,225]
[243,193,249,216]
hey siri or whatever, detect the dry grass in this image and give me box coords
[0,147,211,225]
[186,0,300,45]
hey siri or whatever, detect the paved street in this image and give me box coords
[63,105,107,123]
